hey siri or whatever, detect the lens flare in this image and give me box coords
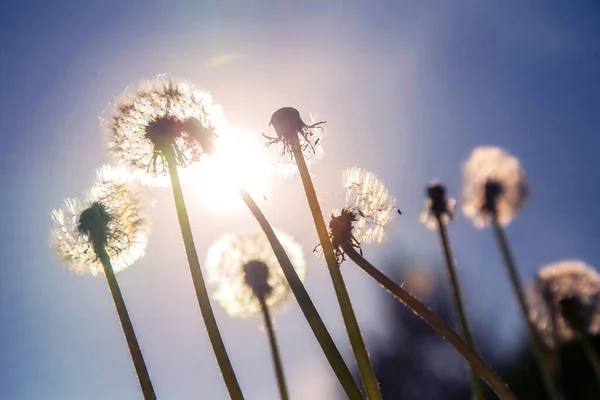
[191,127,272,211]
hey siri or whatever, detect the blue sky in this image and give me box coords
[1,1,600,399]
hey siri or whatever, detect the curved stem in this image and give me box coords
[435,218,485,400]
[341,243,518,400]
[164,149,244,400]
[290,136,381,400]
[258,295,289,400]
[491,217,563,400]
[95,245,157,400]
[239,189,364,400]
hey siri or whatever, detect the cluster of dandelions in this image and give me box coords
[107,78,225,183]
[51,166,148,276]
[529,260,600,348]
[205,231,306,318]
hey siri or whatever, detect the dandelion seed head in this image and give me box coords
[462,146,528,228]
[106,78,224,183]
[265,107,325,176]
[420,182,455,230]
[205,230,306,318]
[51,165,148,276]
[342,167,397,243]
[529,260,600,347]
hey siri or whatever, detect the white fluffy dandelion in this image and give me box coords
[342,167,397,244]
[106,77,224,184]
[462,146,528,228]
[530,260,600,347]
[205,231,306,318]
[51,165,148,275]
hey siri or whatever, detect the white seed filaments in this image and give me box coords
[205,231,306,318]
[462,146,528,228]
[107,78,224,184]
[51,166,148,275]
[529,260,600,348]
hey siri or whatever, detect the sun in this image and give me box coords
[189,127,273,211]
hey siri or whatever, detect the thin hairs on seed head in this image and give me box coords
[342,167,397,243]
[529,260,600,347]
[205,230,306,318]
[462,146,528,228]
[51,165,149,276]
[106,77,224,185]
[265,108,326,177]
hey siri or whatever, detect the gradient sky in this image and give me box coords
[1,1,600,399]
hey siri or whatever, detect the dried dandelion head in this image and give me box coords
[51,166,148,275]
[462,146,528,228]
[263,107,326,176]
[205,231,306,318]
[420,182,456,230]
[318,168,398,262]
[107,78,223,182]
[529,260,600,347]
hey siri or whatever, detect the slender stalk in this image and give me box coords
[239,188,364,400]
[164,148,244,400]
[435,217,485,400]
[575,329,600,388]
[290,136,381,400]
[341,243,517,400]
[491,216,563,400]
[257,295,289,400]
[95,244,157,400]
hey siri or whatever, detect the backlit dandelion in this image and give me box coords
[462,146,528,228]
[531,260,600,347]
[105,78,244,398]
[421,181,484,399]
[420,182,456,230]
[318,168,398,263]
[106,77,224,184]
[50,165,155,399]
[51,165,147,275]
[206,231,306,318]
[342,167,397,244]
[264,107,325,176]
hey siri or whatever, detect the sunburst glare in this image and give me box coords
[190,127,273,211]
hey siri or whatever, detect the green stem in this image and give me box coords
[491,216,563,400]
[435,218,485,400]
[239,189,364,400]
[258,295,289,400]
[290,136,381,400]
[164,148,244,400]
[341,243,518,400]
[576,328,600,389]
[95,245,157,400]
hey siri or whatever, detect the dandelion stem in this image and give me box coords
[340,242,517,400]
[164,147,244,400]
[239,188,364,400]
[491,216,563,400]
[290,135,381,400]
[435,217,485,400]
[95,244,157,400]
[257,294,289,400]
[578,332,600,388]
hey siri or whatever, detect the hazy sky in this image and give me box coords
[1,1,600,399]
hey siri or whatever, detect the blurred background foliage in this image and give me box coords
[345,258,600,399]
